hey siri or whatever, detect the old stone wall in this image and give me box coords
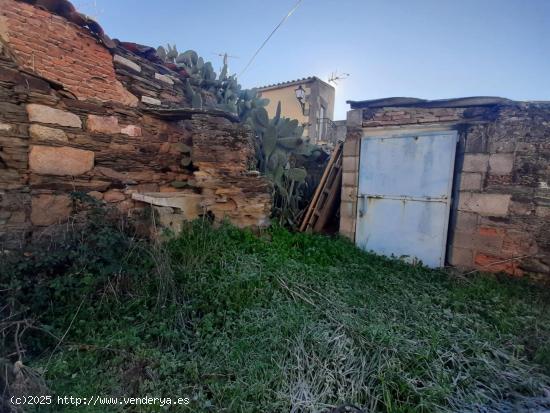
[341,103,550,278]
[0,0,137,105]
[339,110,361,241]
[191,114,271,228]
[0,0,271,248]
[449,104,550,277]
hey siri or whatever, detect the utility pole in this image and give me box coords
[212,52,239,74]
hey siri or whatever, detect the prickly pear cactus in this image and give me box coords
[155,44,326,226]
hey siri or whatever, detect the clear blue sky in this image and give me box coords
[76,0,549,119]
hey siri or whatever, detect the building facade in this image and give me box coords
[256,77,336,145]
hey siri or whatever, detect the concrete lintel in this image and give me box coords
[132,192,203,212]
[361,124,457,137]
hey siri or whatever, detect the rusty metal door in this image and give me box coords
[355,130,457,267]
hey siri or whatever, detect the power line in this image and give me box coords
[238,0,303,79]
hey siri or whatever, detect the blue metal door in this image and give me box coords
[355,130,457,267]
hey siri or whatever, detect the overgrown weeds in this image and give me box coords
[1,217,550,412]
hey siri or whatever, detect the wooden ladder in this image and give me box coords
[299,142,343,232]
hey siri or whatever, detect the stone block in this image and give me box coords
[154,206,186,234]
[8,211,26,224]
[117,199,134,213]
[535,206,550,218]
[416,115,439,123]
[27,104,81,128]
[0,123,12,132]
[87,115,121,134]
[136,183,160,192]
[346,109,363,128]
[501,229,536,256]
[31,194,72,226]
[343,139,360,157]
[458,192,511,216]
[340,200,356,219]
[486,174,512,186]
[132,193,203,220]
[341,186,358,203]
[120,125,142,137]
[116,83,139,107]
[94,166,128,181]
[87,191,103,200]
[464,130,487,153]
[0,64,23,84]
[520,258,550,275]
[488,137,516,153]
[29,145,94,176]
[460,172,482,191]
[141,96,162,105]
[340,230,354,241]
[342,172,357,187]
[339,216,355,233]
[448,246,473,267]
[113,55,141,72]
[103,190,126,203]
[154,73,174,85]
[342,156,359,173]
[452,230,503,254]
[462,153,489,173]
[509,201,533,216]
[438,115,460,122]
[474,253,523,276]
[478,226,502,237]
[346,129,362,142]
[29,124,68,142]
[454,211,479,233]
[489,153,514,175]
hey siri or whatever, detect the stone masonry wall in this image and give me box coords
[0,0,137,105]
[0,0,271,248]
[340,104,550,278]
[192,114,271,228]
[339,110,361,241]
[449,104,550,277]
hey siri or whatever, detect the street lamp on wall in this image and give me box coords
[294,85,308,116]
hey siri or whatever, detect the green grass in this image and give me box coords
[2,219,550,412]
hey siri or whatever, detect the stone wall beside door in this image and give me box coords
[340,101,550,279]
